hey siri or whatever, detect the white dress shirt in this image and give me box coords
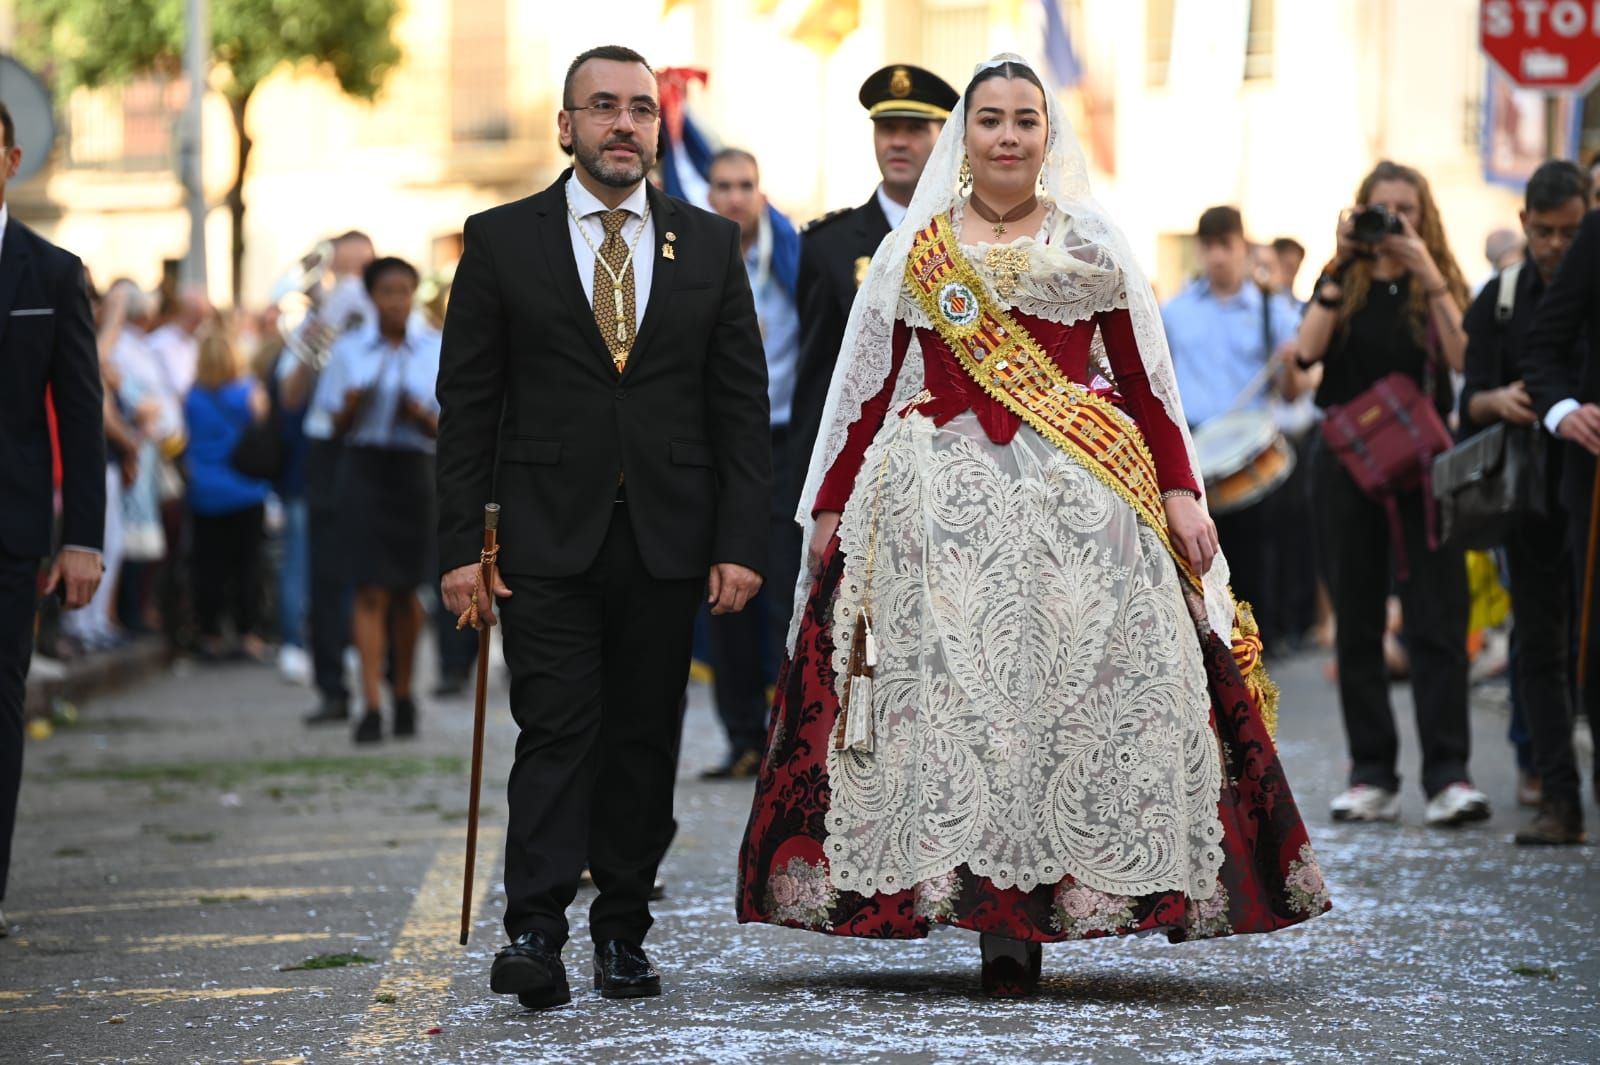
[312,321,442,452]
[565,174,653,334]
[145,322,200,400]
[0,202,8,257]
[876,184,909,231]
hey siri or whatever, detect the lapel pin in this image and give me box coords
[662,239,676,260]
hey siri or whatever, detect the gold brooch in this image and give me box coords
[662,241,675,260]
[983,244,1030,300]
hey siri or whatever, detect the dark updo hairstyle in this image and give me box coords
[961,61,1048,122]
[362,255,420,295]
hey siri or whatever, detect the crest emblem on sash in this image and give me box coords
[937,281,980,327]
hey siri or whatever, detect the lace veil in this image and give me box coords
[792,52,1235,639]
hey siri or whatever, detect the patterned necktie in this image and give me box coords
[591,209,636,372]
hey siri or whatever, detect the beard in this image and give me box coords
[572,127,655,188]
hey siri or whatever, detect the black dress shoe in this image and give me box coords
[352,710,383,744]
[491,931,570,1010]
[393,697,418,738]
[700,749,762,780]
[303,697,350,727]
[593,939,660,999]
[432,674,468,698]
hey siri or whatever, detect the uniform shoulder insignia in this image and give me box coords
[802,207,852,234]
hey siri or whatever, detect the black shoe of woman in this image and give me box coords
[979,933,1041,997]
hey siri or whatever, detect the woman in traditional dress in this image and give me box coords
[737,55,1329,996]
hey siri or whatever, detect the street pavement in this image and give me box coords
[1,639,1596,1065]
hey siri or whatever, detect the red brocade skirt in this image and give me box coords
[735,535,1331,944]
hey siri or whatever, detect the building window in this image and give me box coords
[451,0,510,143]
[1244,0,1274,82]
[1147,0,1175,87]
[63,78,180,173]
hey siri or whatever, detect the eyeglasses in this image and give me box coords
[1528,224,1582,242]
[568,100,661,125]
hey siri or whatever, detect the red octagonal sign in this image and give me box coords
[1482,0,1600,90]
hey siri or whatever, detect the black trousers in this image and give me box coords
[190,504,264,639]
[1562,449,1600,797]
[707,425,795,759]
[1503,509,1582,805]
[0,552,39,901]
[499,503,702,949]
[1311,440,1471,797]
[1214,496,1275,644]
[305,439,350,702]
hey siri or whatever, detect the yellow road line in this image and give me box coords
[20,884,365,918]
[343,826,503,1056]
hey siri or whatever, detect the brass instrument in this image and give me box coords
[272,240,339,370]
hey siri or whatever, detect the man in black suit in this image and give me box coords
[0,101,106,937]
[783,65,957,521]
[1518,203,1600,820]
[436,46,769,1009]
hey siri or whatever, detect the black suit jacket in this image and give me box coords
[783,193,891,516]
[1521,208,1600,511]
[435,173,771,581]
[0,215,105,559]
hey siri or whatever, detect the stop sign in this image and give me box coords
[1482,0,1600,90]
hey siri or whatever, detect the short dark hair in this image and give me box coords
[0,101,13,150]
[562,45,653,110]
[1525,159,1591,213]
[1197,206,1244,243]
[1271,236,1305,260]
[708,147,758,181]
[961,61,1047,122]
[362,255,419,295]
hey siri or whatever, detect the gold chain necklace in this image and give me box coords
[968,192,1038,239]
[566,195,653,345]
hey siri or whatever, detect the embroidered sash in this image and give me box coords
[901,213,1279,735]
[904,213,1195,590]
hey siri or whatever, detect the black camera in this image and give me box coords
[1350,204,1404,244]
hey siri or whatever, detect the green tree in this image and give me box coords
[16,0,402,302]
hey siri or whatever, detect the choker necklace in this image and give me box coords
[968,192,1038,238]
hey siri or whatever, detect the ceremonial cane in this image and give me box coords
[459,503,500,945]
[1581,467,1600,691]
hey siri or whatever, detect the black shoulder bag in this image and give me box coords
[1431,262,1548,549]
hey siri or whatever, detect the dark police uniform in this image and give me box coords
[783,64,959,520]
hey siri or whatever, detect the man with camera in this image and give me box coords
[1460,161,1590,846]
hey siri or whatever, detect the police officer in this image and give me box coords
[784,64,959,529]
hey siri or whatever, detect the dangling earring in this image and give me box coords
[1037,167,1048,197]
[959,154,973,196]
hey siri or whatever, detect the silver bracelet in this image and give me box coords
[1161,488,1198,501]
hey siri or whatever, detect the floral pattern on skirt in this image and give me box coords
[736,536,1331,944]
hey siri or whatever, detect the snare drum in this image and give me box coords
[1192,411,1295,516]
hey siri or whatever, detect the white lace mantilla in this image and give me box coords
[824,411,1225,900]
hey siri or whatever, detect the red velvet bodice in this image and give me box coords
[814,307,1199,514]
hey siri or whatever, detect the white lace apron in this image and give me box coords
[823,405,1226,902]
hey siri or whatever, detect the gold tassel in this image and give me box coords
[1229,600,1278,740]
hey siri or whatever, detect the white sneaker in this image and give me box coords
[277,644,312,686]
[1330,785,1401,823]
[1424,782,1491,826]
